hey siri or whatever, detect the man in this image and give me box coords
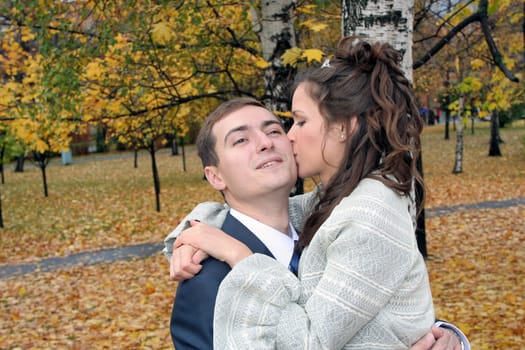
[163,97,468,350]
[165,97,300,350]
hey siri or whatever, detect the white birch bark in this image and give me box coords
[453,94,465,173]
[251,1,296,112]
[341,0,414,82]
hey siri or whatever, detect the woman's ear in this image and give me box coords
[337,123,348,142]
[204,166,226,191]
[348,116,359,135]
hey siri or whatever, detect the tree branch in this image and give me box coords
[413,0,519,83]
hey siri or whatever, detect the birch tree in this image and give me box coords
[452,94,466,173]
[251,0,308,194]
[341,0,414,80]
[339,0,430,255]
[252,1,297,113]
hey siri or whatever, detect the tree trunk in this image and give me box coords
[470,104,477,135]
[255,0,302,195]
[172,132,179,156]
[33,152,50,197]
[453,96,465,173]
[14,155,25,172]
[134,149,138,168]
[489,110,502,156]
[180,137,186,172]
[445,111,450,140]
[0,143,5,184]
[0,185,3,228]
[342,0,414,79]
[42,167,48,197]
[148,142,161,212]
[96,124,108,153]
[415,155,427,258]
[443,90,451,140]
[342,0,425,253]
[256,0,296,112]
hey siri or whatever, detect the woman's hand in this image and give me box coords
[410,325,462,350]
[429,326,463,350]
[169,243,206,281]
[173,220,253,269]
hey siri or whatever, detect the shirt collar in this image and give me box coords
[230,208,297,266]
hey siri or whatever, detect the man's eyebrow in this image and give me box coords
[262,119,282,128]
[223,125,248,144]
[223,119,282,144]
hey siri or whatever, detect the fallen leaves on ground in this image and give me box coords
[1,254,175,349]
[0,148,222,264]
[0,123,524,349]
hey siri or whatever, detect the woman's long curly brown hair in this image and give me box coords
[296,36,425,251]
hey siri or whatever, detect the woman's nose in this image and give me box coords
[287,126,295,142]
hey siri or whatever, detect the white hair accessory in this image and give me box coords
[321,59,330,68]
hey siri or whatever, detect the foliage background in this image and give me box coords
[0,122,523,349]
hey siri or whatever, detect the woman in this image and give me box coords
[169,36,456,349]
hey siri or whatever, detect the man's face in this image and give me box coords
[204,105,297,204]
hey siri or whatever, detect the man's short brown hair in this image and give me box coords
[196,97,267,167]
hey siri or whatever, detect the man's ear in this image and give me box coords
[204,166,226,191]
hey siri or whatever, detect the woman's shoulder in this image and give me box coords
[333,178,411,226]
[328,179,415,244]
[347,178,404,204]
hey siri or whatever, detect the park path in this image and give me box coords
[1,197,523,279]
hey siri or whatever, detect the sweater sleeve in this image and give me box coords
[213,181,433,349]
[162,202,230,260]
[163,188,319,260]
[213,255,303,350]
[287,189,318,233]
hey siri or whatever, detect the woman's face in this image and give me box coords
[288,83,347,185]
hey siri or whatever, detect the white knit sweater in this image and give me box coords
[163,179,434,349]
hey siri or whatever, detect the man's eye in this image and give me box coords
[268,129,283,135]
[233,138,247,146]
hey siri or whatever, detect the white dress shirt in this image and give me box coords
[230,208,298,267]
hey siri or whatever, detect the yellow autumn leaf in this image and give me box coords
[35,139,49,153]
[85,61,104,80]
[151,21,173,46]
[478,109,489,118]
[299,18,328,32]
[470,58,485,70]
[281,47,303,67]
[254,56,270,69]
[309,22,328,32]
[144,282,156,295]
[275,110,291,118]
[20,28,36,42]
[301,48,324,64]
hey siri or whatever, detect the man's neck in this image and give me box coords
[226,195,290,235]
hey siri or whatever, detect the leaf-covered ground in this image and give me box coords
[1,122,524,349]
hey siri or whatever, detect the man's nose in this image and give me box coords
[256,132,273,152]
